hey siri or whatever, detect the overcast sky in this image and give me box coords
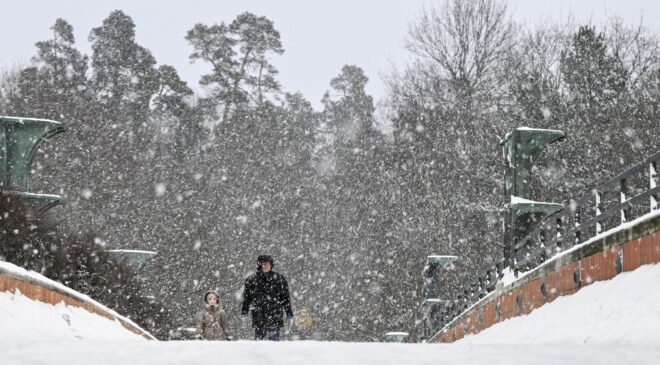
[2,0,659,110]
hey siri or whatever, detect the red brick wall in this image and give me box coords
[465,309,482,335]
[440,329,454,342]
[622,232,660,271]
[580,247,621,286]
[453,319,465,340]
[499,287,522,321]
[481,300,499,329]
[546,261,579,302]
[521,278,545,314]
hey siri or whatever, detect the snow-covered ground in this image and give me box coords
[2,340,659,365]
[1,264,658,364]
[0,289,145,342]
[0,260,152,339]
[461,263,660,345]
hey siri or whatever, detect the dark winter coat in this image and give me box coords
[241,271,294,328]
[196,304,232,340]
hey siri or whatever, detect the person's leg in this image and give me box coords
[266,327,280,341]
[254,327,267,340]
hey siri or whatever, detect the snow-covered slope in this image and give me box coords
[0,260,152,341]
[0,289,146,342]
[461,263,660,345]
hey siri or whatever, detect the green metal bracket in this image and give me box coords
[510,199,564,225]
[502,128,565,200]
[0,116,65,214]
[501,128,565,269]
[509,198,564,243]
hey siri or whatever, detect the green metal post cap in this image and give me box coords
[384,332,409,342]
[107,250,157,271]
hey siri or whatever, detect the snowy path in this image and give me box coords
[1,340,659,365]
[2,264,659,364]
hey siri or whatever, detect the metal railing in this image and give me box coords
[428,150,660,338]
[514,151,659,273]
[427,258,505,334]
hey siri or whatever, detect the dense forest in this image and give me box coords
[1,0,659,341]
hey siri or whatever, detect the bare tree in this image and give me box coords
[605,17,660,92]
[406,0,516,108]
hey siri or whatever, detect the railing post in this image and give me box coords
[595,190,603,234]
[556,216,563,251]
[651,161,658,212]
[485,269,495,293]
[539,230,547,263]
[524,237,531,271]
[574,203,582,244]
[620,179,628,224]
[540,227,547,260]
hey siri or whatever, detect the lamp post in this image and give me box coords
[501,128,565,270]
[422,255,458,341]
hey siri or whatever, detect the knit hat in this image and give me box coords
[256,255,274,271]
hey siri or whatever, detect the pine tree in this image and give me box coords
[6,18,89,121]
[186,12,284,123]
[89,10,159,124]
[560,26,627,124]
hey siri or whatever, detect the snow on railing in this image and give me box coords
[513,151,660,274]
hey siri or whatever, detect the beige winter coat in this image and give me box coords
[196,304,232,340]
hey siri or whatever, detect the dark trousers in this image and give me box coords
[255,327,280,341]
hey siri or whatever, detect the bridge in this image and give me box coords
[0,120,658,364]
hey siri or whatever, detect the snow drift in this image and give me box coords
[0,289,146,342]
[0,260,152,342]
[460,263,660,345]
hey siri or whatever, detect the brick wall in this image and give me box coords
[546,261,579,303]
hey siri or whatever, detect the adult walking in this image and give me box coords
[196,291,233,340]
[241,255,294,340]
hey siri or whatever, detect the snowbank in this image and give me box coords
[460,263,660,345]
[0,289,145,342]
[0,260,153,340]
